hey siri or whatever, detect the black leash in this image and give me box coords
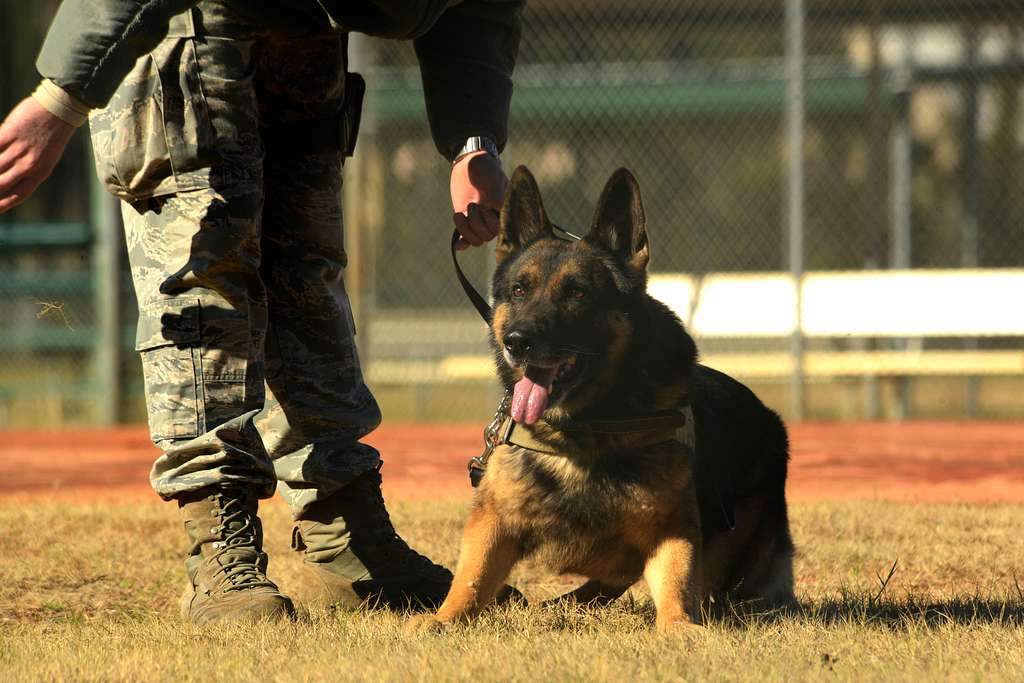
[450,229,493,324]
[448,228,495,486]
[449,225,582,326]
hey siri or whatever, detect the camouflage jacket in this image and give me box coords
[35,0,523,159]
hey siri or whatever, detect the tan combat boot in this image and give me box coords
[291,466,453,610]
[178,486,295,623]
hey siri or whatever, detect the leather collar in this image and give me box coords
[499,410,689,455]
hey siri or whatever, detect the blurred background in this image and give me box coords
[1,0,1023,428]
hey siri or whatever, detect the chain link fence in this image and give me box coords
[2,0,1024,427]
[352,0,1024,422]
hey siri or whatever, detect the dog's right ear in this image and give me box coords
[497,166,554,264]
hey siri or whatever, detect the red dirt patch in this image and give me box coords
[0,422,1022,505]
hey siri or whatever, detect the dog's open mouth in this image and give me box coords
[510,356,580,425]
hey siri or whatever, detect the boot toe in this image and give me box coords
[294,560,453,611]
[186,589,296,624]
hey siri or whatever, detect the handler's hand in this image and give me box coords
[0,97,77,213]
[450,150,507,250]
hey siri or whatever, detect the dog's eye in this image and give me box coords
[511,283,526,299]
[567,285,586,300]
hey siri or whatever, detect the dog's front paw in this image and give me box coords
[405,613,452,634]
[655,618,704,636]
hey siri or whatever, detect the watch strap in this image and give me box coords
[451,136,500,164]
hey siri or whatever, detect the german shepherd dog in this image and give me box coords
[424,167,795,632]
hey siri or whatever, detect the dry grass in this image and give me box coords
[1,498,1022,681]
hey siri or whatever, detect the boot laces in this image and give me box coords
[210,493,276,592]
[364,473,398,538]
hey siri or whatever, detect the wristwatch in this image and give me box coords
[451,136,500,165]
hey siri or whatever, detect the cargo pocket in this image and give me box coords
[135,298,203,442]
[198,304,264,431]
[89,9,214,200]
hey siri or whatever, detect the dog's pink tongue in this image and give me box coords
[511,365,557,425]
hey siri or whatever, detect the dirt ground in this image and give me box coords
[1,421,1022,504]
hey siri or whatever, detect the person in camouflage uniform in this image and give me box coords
[0,0,520,622]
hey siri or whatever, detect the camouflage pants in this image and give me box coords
[88,3,381,516]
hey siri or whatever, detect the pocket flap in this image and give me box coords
[135,298,202,351]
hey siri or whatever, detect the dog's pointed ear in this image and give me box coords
[586,168,649,274]
[497,166,554,264]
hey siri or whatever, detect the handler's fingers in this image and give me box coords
[0,178,31,213]
[0,155,40,197]
[453,212,482,249]
[466,203,496,245]
[0,162,28,196]
[0,141,18,175]
[0,153,17,179]
[454,209,485,247]
[480,205,500,241]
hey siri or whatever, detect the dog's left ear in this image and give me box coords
[586,168,649,274]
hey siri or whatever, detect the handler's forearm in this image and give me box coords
[414,0,524,161]
[36,0,200,109]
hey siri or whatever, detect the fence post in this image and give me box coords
[889,52,914,272]
[784,0,806,422]
[89,144,121,426]
[862,1,884,420]
[961,24,981,417]
[890,32,915,421]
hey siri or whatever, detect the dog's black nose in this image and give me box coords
[503,330,531,357]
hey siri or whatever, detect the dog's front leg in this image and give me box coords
[643,533,703,633]
[430,506,521,625]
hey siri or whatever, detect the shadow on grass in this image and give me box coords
[516,589,1024,632]
[706,593,1024,629]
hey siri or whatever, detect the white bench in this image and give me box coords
[649,269,1024,378]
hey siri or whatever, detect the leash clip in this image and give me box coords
[468,390,512,487]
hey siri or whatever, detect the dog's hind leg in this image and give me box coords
[542,580,631,608]
[737,533,796,611]
[721,498,797,612]
[755,548,796,610]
